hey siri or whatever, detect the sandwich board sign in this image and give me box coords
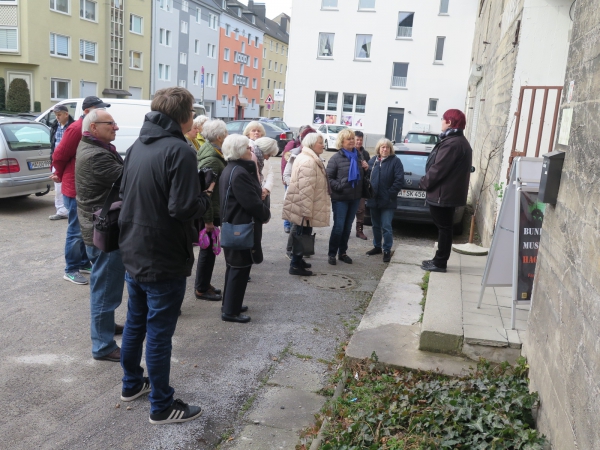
[265,94,274,104]
[477,157,544,329]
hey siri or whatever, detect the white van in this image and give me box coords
[36,98,207,157]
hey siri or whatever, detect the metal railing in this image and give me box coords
[392,76,407,88]
[397,26,412,38]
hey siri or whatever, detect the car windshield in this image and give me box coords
[397,153,428,176]
[0,123,51,150]
[327,126,346,133]
[406,133,439,145]
[264,122,284,132]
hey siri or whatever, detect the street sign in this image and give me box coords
[265,94,274,104]
[274,89,284,101]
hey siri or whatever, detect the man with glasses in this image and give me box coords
[75,108,125,362]
[52,96,111,285]
[49,105,75,220]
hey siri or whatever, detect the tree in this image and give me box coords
[0,77,5,111]
[6,78,31,113]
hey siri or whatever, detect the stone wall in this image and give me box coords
[528,1,600,448]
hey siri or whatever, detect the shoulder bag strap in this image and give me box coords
[223,166,238,222]
[98,173,122,219]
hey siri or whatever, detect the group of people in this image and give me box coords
[48,89,472,426]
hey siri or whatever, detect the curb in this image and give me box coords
[308,370,348,450]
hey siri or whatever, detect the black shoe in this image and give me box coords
[383,251,391,263]
[209,285,222,295]
[221,305,248,313]
[289,266,313,276]
[114,323,124,335]
[328,256,337,265]
[421,261,447,273]
[149,399,203,425]
[338,254,353,264]
[222,313,251,323]
[366,247,382,256]
[299,259,312,269]
[121,377,151,402]
[421,259,434,266]
[195,289,222,301]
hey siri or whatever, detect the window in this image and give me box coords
[51,78,70,100]
[252,78,257,89]
[318,33,334,57]
[314,91,338,111]
[255,36,259,47]
[397,12,414,38]
[158,64,171,80]
[274,62,278,71]
[50,0,69,14]
[0,28,18,52]
[280,65,283,74]
[251,99,255,108]
[439,0,449,14]
[248,34,252,45]
[223,72,229,84]
[209,14,217,30]
[391,62,408,88]
[159,28,172,46]
[194,40,200,54]
[182,0,188,12]
[253,57,258,68]
[321,0,338,9]
[179,80,186,88]
[275,43,279,53]
[50,33,70,58]
[80,0,96,21]
[260,89,264,99]
[224,48,230,60]
[159,0,172,12]
[261,68,265,78]
[270,40,273,51]
[355,34,372,59]
[263,47,266,58]
[282,47,286,56]
[196,7,201,22]
[79,39,96,62]
[428,98,439,114]
[343,93,366,113]
[129,51,142,69]
[278,82,282,89]
[206,73,215,88]
[180,52,187,64]
[130,14,143,34]
[222,95,227,106]
[241,42,246,53]
[358,0,375,9]
[434,37,445,62]
[225,24,230,36]
[207,43,216,58]
[268,60,272,70]
[181,21,188,34]
[267,79,270,89]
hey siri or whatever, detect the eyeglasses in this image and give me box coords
[94,121,118,127]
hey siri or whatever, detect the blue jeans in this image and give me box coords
[86,245,125,358]
[328,199,361,257]
[370,207,395,252]
[63,195,90,273]
[121,273,186,415]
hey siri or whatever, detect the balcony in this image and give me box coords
[397,26,412,38]
[392,76,407,88]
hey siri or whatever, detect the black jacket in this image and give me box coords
[326,149,365,202]
[419,131,473,207]
[366,155,404,210]
[50,116,75,160]
[220,159,271,268]
[118,111,211,282]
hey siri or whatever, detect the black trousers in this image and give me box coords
[222,264,252,315]
[429,204,455,268]
[194,228,219,293]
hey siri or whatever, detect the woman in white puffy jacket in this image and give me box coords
[253,137,278,205]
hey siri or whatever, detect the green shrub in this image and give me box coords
[6,78,31,112]
[0,77,5,110]
[34,101,41,113]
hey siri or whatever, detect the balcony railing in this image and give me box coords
[397,26,412,38]
[392,76,407,88]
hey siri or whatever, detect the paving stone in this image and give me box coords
[506,329,522,349]
[463,289,498,305]
[464,324,508,347]
[226,425,300,450]
[462,301,499,316]
[390,244,434,266]
[461,274,483,285]
[463,311,504,328]
[498,306,531,322]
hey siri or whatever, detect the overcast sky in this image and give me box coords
[238,0,293,20]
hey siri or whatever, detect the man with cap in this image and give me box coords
[49,105,75,220]
[51,96,111,285]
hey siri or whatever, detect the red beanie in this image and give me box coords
[300,127,316,140]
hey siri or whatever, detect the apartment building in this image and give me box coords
[0,0,152,110]
[285,0,477,145]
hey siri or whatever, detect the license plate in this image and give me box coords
[28,160,51,170]
[399,189,426,199]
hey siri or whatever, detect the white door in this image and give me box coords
[80,81,97,98]
[129,87,142,99]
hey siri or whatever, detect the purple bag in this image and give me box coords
[92,176,122,253]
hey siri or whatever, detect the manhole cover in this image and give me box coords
[302,273,357,290]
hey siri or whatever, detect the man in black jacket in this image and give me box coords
[353,131,371,240]
[118,88,212,425]
[49,105,75,220]
[419,109,473,273]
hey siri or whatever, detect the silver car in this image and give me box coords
[317,124,348,151]
[402,131,440,152]
[0,117,52,198]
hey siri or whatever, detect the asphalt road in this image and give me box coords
[0,152,444,449]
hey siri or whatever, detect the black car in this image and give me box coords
[225,120,293,155]
[365,150,465,234]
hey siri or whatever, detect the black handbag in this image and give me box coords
[292,219,315,256]
[92,174,122,253]
[220,166,255,250]
[360,155,374,199]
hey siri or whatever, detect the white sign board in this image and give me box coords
[274,89,285,101]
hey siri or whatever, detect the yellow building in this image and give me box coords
[0,0,152,112]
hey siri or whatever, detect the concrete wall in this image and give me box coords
[527,1,600,448]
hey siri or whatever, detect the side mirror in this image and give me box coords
[471,166,476,173]
[392,140,396,145]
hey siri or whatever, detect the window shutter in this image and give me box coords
[49,34,55,53]
[57,35,69,56]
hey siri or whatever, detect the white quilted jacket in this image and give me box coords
[282,147,331,227]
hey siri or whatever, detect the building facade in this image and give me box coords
[0,0,152,111]
[285,0,477,147]
[151,0,221,116]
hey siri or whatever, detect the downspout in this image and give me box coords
[150,0,156,98]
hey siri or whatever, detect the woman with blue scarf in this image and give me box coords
[325,129,368,265]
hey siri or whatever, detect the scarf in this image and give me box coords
[212,144,224,158]
[82,132,120,159]
[439,128,462,140]
[342,148,360,187]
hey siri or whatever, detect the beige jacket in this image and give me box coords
[282,147,331,227]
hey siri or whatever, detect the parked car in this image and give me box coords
[260,118,291,134]
[225,120,293,155]
[365,149,465,234]
[317,124,348,150]
[402,131,440,152]
[0,117,52,199]
[36,98,207,157]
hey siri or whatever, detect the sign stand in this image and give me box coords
[477,157,544,329]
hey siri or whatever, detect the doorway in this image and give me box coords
[385,108,404,142]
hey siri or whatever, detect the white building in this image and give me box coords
[285,0,477,147]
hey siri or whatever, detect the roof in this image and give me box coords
[221,0,289,44]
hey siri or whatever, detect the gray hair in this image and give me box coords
[254,137,279,157]
[302,132,323,150]
[222,134,249,161]
[202,119,228,143]
[82,109,103,133]
[193,115,209,128]
[375,138,394,156]
[243,121,266,138]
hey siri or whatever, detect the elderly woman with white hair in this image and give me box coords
[219,134,271,323]
[282,132,331,276]
[194,115,209,148]
[194,119,228,302]
[252,136,278,204]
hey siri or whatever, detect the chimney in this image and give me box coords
[279,17,288,33]
[248,0,254,8]
[248,1,266,20]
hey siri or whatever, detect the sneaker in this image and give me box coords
[299,259,312,269]
[49,214,68,220]
[79,265,92,274]
[284,226,291,234]
[328,256,337,265]
[366,247,382,256]
[420,261,447,273]
[289,265,313,276]
[121,377,151,402]
[421,259,435,266]
[338,254,353,264]
[149,399,203,425]
[383,251,391,263]
[63,271,89,285]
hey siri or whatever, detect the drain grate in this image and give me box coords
[302,273,356,290]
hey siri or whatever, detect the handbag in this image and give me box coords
[292,219,316,256]
[92,174,122,253]
[361,155,374,199]
[220,166,255,250]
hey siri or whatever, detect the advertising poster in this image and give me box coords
[354,117,364,128]
[341,115,353,126]
[313,114,324,124]
[517,191,545,300]
[325,114,337,124]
